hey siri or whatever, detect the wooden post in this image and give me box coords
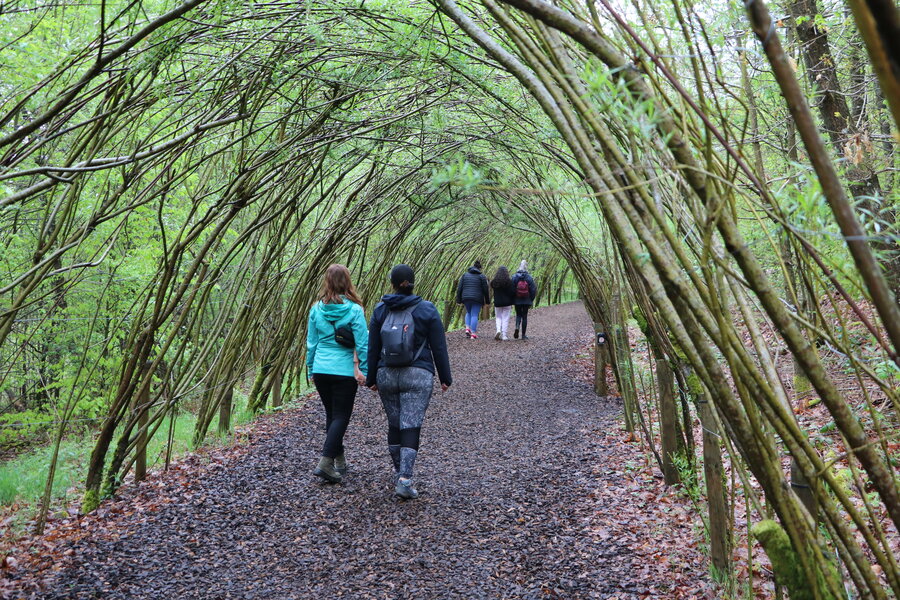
[791,455,819,521]
[699,397,731,576]
[134,362,152,482]
[593,323,609,396]
[218,387,233,436]
[657,358,680,485]
[272,367,283,408]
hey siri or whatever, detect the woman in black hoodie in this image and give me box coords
[455,260,490,339]
[367,264,452,500]
[490,266,515,340]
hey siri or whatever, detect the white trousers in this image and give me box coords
[494,306,512,335]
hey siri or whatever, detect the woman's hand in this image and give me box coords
[441,383,450,392]
[355,371,366,385]
[369,384,378,392]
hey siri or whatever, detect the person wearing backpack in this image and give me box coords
[512,260,537,340]
[306,264,369,484]
[367,264,452,500]
[490,266,515,341]
[455,260,490,339]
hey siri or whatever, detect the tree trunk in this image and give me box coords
[657,358,680,485]
[699,396,732,577]
[739,39,766,182]
[442,300,455,332]
[218,387,233,436]
[609,290,636,432]
[272,367,283,408]
[82,331,154,512]
[134,362,151,482]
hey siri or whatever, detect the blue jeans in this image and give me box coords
[463,301,482,333]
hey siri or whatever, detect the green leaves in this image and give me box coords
[429,156,484,191]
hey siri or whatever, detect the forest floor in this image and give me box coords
[1,301,717,599]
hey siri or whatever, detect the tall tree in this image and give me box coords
[790,0,900,295]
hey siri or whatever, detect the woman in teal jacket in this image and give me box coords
[306,264,368,483]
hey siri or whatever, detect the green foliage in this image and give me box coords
[872,358,900,383]
[429,157,485,191]
[671,450,701,505]
[631,306,648,336]
[0,411,54,449]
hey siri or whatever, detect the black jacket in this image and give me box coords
[511,270,537,306]
[491,279,516,307]
[366,293,452,387]
[456,266,490,304]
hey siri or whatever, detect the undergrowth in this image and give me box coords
[0,387,273,533]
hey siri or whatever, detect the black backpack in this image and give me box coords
[380,304,426,367]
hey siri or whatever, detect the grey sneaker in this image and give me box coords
[313,456,342,483]
[494,331,501,340]
[395,477,419,500]
[334,453,347,476]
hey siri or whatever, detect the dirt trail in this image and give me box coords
[13,301,711,599]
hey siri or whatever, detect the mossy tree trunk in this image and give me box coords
[218,387,233,437]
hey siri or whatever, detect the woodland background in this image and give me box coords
[0,0,898,598]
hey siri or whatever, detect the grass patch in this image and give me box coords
[0,438,91,507]
[0,389,271,528]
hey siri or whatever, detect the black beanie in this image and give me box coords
[390,264,415,288]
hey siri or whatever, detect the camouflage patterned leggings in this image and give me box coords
[376,366,434,480]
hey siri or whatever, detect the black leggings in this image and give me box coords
[312,373,357,458]
[515,305,530,335]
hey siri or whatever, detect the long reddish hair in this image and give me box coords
[319,263,364,306]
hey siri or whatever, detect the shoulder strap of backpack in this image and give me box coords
[406,302,427,362]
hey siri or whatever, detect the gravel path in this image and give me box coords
[19,301,707,599]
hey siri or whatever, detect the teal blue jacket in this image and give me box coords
[306,298,368,377]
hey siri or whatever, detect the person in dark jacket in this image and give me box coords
[455,260,489,339]
[367,264,452,500]
[490,266,515,341]
[511,260,537,340]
